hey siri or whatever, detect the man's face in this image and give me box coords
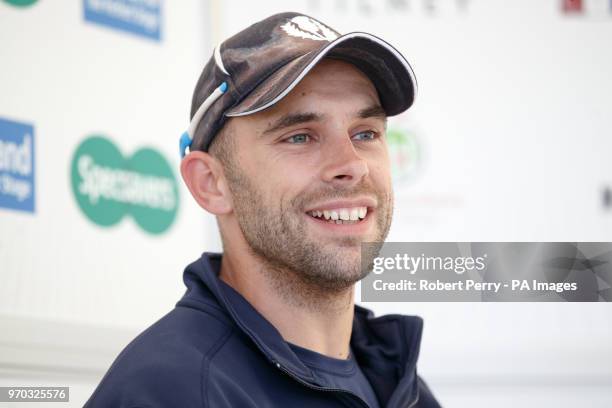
[221,59,393,291]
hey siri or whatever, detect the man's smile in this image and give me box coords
[308,206,368,223]
[303,197,376,233]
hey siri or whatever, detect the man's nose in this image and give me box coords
[320,136,369,188]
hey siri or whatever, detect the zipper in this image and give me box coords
[272,360,421,408]
[272,359,370,408]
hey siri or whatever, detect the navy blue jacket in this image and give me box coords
[85,253,441,407]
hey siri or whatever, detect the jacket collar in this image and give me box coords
[180,252,423,406]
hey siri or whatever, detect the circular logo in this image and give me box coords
[387,127,422,185]
[70,135,179,235]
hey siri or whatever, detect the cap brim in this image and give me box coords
[224,32,417,118]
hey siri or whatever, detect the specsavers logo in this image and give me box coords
[2,0,38,7]
[70,135,179,235]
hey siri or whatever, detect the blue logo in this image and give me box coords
[83,0,162,42]
[0,117,35,213]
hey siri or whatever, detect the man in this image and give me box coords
[85,12,441,408]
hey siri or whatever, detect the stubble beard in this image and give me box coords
[224,162,393,302]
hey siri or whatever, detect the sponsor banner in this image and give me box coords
[70,135,179,235]
[83,0,162,41]
[361,242,612,302]
[0,117,35,213]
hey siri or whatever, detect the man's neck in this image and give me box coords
[219,249,355,360]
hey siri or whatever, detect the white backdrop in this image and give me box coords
[0,0,216,405]
[1,0,612,407]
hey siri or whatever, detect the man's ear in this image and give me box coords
[180,151,233,215]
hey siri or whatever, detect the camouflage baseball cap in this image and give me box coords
[180,11,417,157]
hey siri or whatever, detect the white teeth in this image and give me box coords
[339,209,350,221]
[309,206,368,221]
[359,207,367,219]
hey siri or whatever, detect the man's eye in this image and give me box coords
[352,130,377,141]
[285,134,311,144]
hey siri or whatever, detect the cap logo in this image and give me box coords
[280,16,338,42]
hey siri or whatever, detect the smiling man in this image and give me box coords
[85,12,441,408]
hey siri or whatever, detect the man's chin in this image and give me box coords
[313,232,377,249]
[304,246,364,279]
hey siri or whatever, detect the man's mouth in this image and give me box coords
[307,206,368,225]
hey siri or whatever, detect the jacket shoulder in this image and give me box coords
[85,305,234,408]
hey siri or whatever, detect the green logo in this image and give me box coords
[387,127,421,185]
[70,135,179,235]
[3,0,38,7]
